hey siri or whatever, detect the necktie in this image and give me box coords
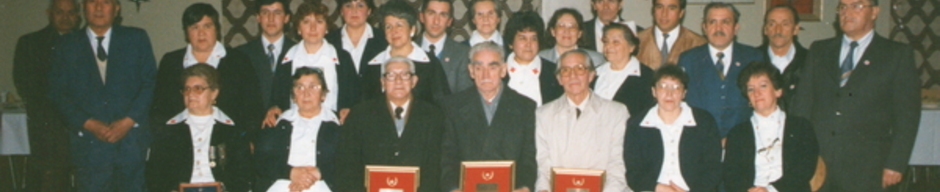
[840,41,859,87]
[576,108,582,119]
[96,36,107,61]
[716,52,726,80]
[394,107,404,119]
[429,44,437,58]
[661,33,670,65]
[267,44,276,72]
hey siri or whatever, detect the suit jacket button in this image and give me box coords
[394,152,399,156]
[835,111,841,116]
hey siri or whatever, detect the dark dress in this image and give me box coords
[253,114,341,191]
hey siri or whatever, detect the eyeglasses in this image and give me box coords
[837,3,873,13]
[293,84,323,92]
[181,86,212,95]
[554,22,579,30]
[383,72,415,81]
[557,65,591,76]
[655,83,684,91]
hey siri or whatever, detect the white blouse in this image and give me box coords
[507,54,544,105]
[594,57,641,100]
[282,40,341,111]
[165,106,235,184]
[268,107,339,192]
[751,107,786,191]
[639,102,696,191]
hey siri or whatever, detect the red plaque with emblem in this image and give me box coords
[366,165,420,192]
[551,168,605,192]
[460,161,515,192]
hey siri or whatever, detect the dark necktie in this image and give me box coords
[429,44,437,58]
[576,108,582,119]
[661,33,670,65]
[840,41,859,87]
[394,107,404,119]
[267,44,276,72]
[715,52,726,80]
[96,36,107,61]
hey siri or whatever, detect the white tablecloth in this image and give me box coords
[910,109,940,165]
[0,108,29,155]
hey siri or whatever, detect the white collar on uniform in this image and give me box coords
[606,56,643,77]
[342,24,375,41]
[640,102,696,128]
[368,42,431,65]
[183,42,227,68]
[469,30,503,46]
[278,107,339,124]
[167,106,234,126]
[507,53,543,74]
[282,39,340,66]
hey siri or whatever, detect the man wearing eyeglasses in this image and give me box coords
[335,56,444,192]
[791,0,920,191]
[534,50,629,192]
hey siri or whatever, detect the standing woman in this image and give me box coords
[365,0,449,104]
[624,65,722,192]
[146,64,250,192]
[722,62,818,192]
[539,8,607,66]
[255,68,340,192]
[265,2,359,126]
[151,3,262,136]
[325,0,388,99]
[592,23,655,116]
[502,10,562,105]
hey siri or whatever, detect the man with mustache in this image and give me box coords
[13,0,80,190]
[677,2,763,139]
[791,0,920,190]
[758,5,807,109]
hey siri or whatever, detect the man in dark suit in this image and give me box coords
[757,5,807,110]
[416,0,472,93]
[440,42,536,192]
[791,0,920,190]
[579,0,640,52]
[236,0,295,108]
[678,2,763,137]
[335,56,444,192]
[13,0,79,191]
[47,0,156,191]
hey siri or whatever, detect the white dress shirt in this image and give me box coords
[183,42,227,68]
[282,40,341,111]
[468,30,503,46]
[767,44,796,72]
[421,34,446,57]
[389,100,411,137]
[87,27,112,82]
[263,34,285,58]
[709,44,735,76]
[654,27,680,54]
[639,102,696,191]
[507,53,544,105]
[165,106,235,184]
[840,30,874,69]
[341,24,375,72]
[594,57,641,100]
[751,107,786,192]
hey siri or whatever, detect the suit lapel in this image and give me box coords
[844,36,886,88]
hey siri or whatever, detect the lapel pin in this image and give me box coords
[533,69,539,74]
[510,67,516,73]
[735,62,740,67]
[790,85,796,89]
[444,57,450,62]
[864,60,870,65]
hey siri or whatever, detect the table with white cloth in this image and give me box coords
[897,109,940,191]
[1,108,28,191]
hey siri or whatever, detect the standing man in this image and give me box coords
[579,0,637,52]
[465,0,503,46]
[47,0,156,191]
[440,42,537,192]
[417,0,472,93]
[636,0,706,70]
[792,0,920,190]
[758,5,807,109]
[678,2,762,138]
[13,0,80,191]
[535,50,629,192]
[236,0,295,109]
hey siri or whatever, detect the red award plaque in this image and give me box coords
[461,161,515,192]
[178,182,223,192]
[551,168,605,192]
[365,165,420,192]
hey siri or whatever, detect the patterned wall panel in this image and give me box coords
[222,0,540,47]
[891,0,940,105]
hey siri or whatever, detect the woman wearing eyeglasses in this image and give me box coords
[146,64,250,192]
[255,67,340,192]
[722,62,818,192]
[624,65,722,192]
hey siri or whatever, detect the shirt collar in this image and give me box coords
[469,30,503,46]
[640,102,697,128]
[610,56,643,77]
[708,43,734,65]
[480,84,504,104]
[507,53,543,74]
[843,29,875,47]
[167,106,235,126]
[183,42,227,68]
[278,107,339,124]
[654,26,680,40]
[342,24,375,40]
[766,43,796,58]
[566,93,592,110]
[86,27,112,53]
[753,106,785,122]
[421,34,447,56]
[389,99,412,119]
[262,35,285,52]
[282,39,339,65]
[368,42,432,65]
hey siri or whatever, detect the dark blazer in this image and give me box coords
[589,62,656,116]
[235,36,297,108]
[253,118,341,191]
[145,115,250,192]
[14,26,71,163]
[791,34,920,191]
[151,47,264,132]
[334,97,444,192]
[270,44,361,111]
[625,107,722,192]
[440,86,538,191]
[757,42,808,111]
[415,37,473,93]
[678,43,764,136]
[502,58,564,104]
[722,115,819,192]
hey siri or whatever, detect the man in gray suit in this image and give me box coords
[417,0,472,93]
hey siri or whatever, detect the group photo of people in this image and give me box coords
[7,0,925,191]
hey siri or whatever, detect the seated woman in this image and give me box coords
[255,67,340,192]
[625,65,722,192]
[592,23,655,116]
[722,62,818,192]
[146,64,250,192]
[502,10,562,105]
